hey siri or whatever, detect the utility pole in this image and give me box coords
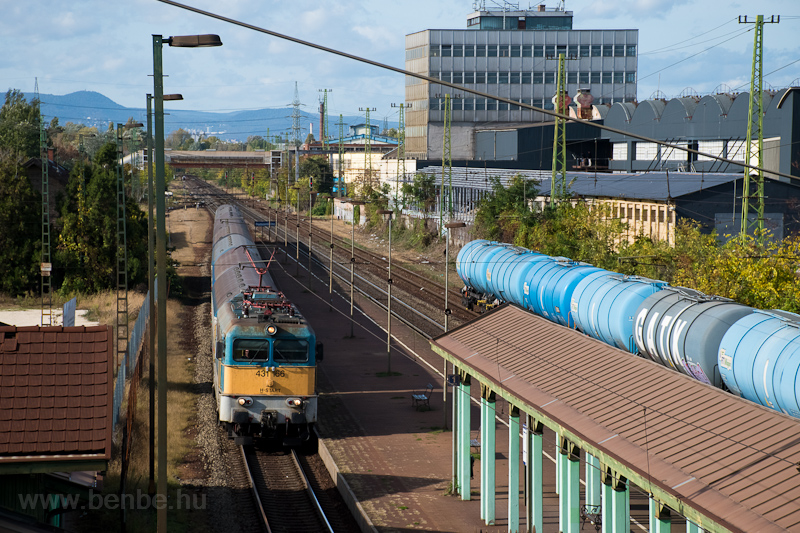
[359,107,377,193]
[739,15,779,243]
[549,52,575,207]
[291,82,302,184]
[391,102,410,211]
[38,89,52,326]
[318,89,331,150]
[335,115,346,196]
[441,94,453,232]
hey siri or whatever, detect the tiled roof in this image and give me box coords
[0,325,112,463]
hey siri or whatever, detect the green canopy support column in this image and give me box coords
[559,437,580,533]
[601,464,629,533]
[555,432,561,495]
[586,453,601,509]
[451,368,458,495]
[480,386,496,525]
[524,416,543,533]
[508,405,521,533]
[687,520,703,533]
[458,372,472,500]
[650,497,672,533]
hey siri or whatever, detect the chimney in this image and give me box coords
[320,102,324,143]
[47,147,54,163]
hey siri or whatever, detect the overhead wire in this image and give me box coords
[154,0,799,184]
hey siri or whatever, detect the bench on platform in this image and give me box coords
[580,504,601,531]
[412,383,433,411]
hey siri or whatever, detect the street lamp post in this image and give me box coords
[309,191,316,291]
[377,209,393,375]
[153,33,221,533]
[145,92,180,497]
[145,95,155,495]
[444,221,465,433]
[348,200,365,338]
[325,195,334,311]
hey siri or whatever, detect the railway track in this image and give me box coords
[241,445,344,533]
[187,177,479,335]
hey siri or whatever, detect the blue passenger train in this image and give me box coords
[211,205,322,445]
[456,240,800,419]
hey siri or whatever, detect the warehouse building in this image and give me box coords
[603,87,800,182]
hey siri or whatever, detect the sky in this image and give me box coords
[2,0,799,134]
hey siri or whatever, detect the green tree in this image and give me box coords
[401,173,437,212]
[0,89,40,160]
[473,175,540,242]
[165,128,193,150]
[300,155,333,194]
[0,157,41,295]
[56,142,148,292]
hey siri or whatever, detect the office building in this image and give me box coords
[404,4,638,159]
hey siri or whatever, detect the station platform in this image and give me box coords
[267,251,564,532]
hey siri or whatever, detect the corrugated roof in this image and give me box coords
[0,325,113,464]
[564,171,744,201]
[416,166,753,201]
[431,305,800,533]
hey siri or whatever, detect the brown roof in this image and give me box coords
[431,305,800,533]
[0,325,113,464]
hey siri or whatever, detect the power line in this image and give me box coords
[155,0,799,185]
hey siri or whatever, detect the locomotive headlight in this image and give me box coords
[238,397,253,407]
[266,324,278,336]
[286,398,304,408]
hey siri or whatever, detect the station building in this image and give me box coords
[404,3,638,160]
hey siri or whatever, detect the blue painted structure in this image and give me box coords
[456,239,800,419]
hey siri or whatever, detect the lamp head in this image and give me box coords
[163,94,184,101]
[167,34,222,48]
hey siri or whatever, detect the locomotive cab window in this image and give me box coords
[232,339,270,362]
[273,339,309,363]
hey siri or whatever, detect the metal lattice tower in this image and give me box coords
[39,112,52,326]
[115,124,129,373]
[739,15,779,243]
[318,89,331,150]
[392,103,407,210]
[551,53,568,207]
[335,115,345,196]
[441,94,453,231]
[360,107,376,191]
[291,82,302,184]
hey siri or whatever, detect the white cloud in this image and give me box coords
[577,0,691,19]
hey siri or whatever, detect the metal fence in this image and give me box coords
[112,278,156,429]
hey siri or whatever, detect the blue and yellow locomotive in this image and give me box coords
[211,205,322,445]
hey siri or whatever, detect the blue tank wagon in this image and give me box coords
[456,240,800,419]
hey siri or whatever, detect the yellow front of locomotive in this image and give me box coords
[214,292,319,446]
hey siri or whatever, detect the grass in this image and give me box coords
[68,291,203,533]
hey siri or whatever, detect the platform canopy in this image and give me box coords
[431,304,800,533]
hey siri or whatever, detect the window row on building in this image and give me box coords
[429,43,636,58]
[432,70,636,85]
[466,15,573,30]
[613,140,753,162]
[428,95,635,111]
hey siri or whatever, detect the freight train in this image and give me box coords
[211,204,322,445]
[456,240,800,419]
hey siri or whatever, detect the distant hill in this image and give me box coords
[21,90,383,143]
